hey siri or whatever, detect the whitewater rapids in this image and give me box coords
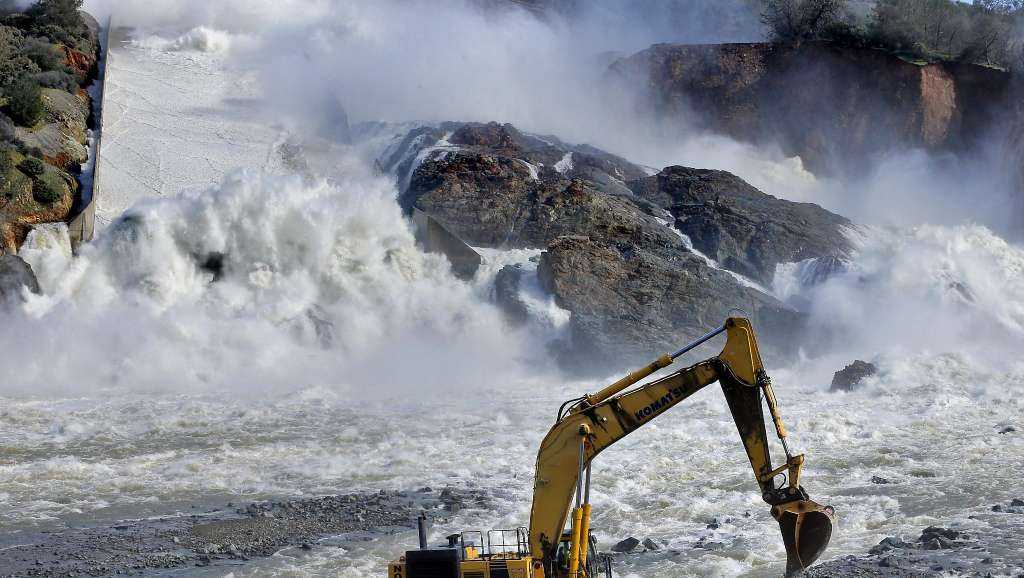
[3,15,1024,578]
[4,162,1024,578]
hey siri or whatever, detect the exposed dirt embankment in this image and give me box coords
[612,42,1012,176]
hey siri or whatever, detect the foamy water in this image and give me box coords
[4,153,1023,577]
[4,5,1024,578]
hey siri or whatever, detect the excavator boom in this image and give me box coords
[528,318,835,576]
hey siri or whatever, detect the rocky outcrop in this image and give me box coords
[830,360,878,392]
[629,166,852,285]
[537,234,799,370]
[14,87,91,170]
[0,254,40,306]
[391,121,848,372]
[804,517,1024,577]
[612,42,1012,175]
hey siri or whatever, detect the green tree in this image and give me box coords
[5,77,44,126]
[26,0,83,32]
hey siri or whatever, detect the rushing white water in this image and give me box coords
[2,4,1023,578]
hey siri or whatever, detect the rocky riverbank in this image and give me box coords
[0,487,489,578]
[804,499,1024,577]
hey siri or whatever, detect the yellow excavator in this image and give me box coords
[388,317,835,578]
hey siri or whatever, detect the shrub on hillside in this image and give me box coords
[34,70,74,92]
[22,36,64,72]
[19,156,45,176]
[4,77,44,126]
[5,77,45,126]
[32,177,59,203]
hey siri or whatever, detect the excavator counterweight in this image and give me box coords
[388,317,835,578]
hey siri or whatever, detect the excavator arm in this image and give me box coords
[528,318,834,576]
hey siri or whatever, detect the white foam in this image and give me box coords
[133,27,240,53]
[554,152,574,174]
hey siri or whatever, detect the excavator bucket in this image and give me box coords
[773,500,836,576]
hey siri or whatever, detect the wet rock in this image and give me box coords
[642,538,660,551]
[396,122,822,372]
[410,208,481,280]
[0,254,41,305]
[830,360,878,392]
[871,476,891,485]
[919,526,966,543]
[868,537,912,555]
[697,540,726,551]
[1000,426,1017,434]
[611,537,640,553]
[1012,499,1024,507]
[538,234,802,374]
[493,265,530,326]
[628,166,852,286]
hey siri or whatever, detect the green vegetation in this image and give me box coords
[5,77,43,126]
[0,0,92,126]
[761,0,1024,70]
[31,173,60,203]
[19,156,44,176]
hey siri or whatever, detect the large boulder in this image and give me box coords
[830,360,878,392]
[390,122,838,372]
[538,235,801,372]
[629,166,852,285]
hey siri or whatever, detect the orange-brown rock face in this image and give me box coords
[63,45,98,82]
[613,42,1012,175]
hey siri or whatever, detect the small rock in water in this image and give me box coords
[869,536,911,554]
[300,543,313,550]
[871,476,890,485]
[830,360,878,392]
[922,537,952,550]
[1011,498,1024,507]
[642,538,660,551]
[706,518,721,529]
[699,540,726,551]
[612,537,640,553]
[999,426,1016,434]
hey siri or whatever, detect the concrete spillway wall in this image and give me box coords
[67,16,112,252]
